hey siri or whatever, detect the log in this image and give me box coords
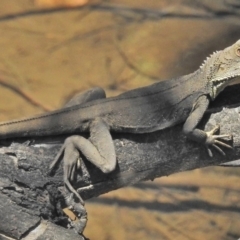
[0,84,240,239]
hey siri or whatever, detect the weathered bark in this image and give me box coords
[0,84,240,239]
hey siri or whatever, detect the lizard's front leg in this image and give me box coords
[183,94,232,157]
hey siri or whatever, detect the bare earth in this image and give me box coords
[0,1,240,239]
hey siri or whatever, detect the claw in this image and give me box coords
[64,177,85,205]
[49,144,65,173]
[70,162,76,182]
[214,139,233,149]
[206,147,213,157]
[207,124,220,135]
[205,125,233,157]
[211,144,225,156]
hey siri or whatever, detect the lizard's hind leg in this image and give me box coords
[48,87,109,234]
[60,118,116,203]
[49,121,115,235]
[49,88,116,205]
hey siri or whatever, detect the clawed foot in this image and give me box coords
[205,125,233,157]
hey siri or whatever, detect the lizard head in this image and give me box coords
[200,39,240,100]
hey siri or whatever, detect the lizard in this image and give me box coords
[0,39,240,233]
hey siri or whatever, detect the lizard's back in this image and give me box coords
[98,71,206,133]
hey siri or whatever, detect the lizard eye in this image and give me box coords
[236,48,240,56]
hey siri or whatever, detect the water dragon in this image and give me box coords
[0,39,240,233]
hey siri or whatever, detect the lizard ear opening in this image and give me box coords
[236,48,240,57]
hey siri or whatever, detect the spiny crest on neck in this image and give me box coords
[199,50,220,71]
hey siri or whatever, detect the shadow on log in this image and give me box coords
[0,84,240,239]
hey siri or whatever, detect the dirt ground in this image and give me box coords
[0,1,240,239]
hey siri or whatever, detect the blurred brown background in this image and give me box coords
[0,1,240,239]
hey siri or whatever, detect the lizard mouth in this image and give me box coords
[212,74,240,98]
[228,75,240,86]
